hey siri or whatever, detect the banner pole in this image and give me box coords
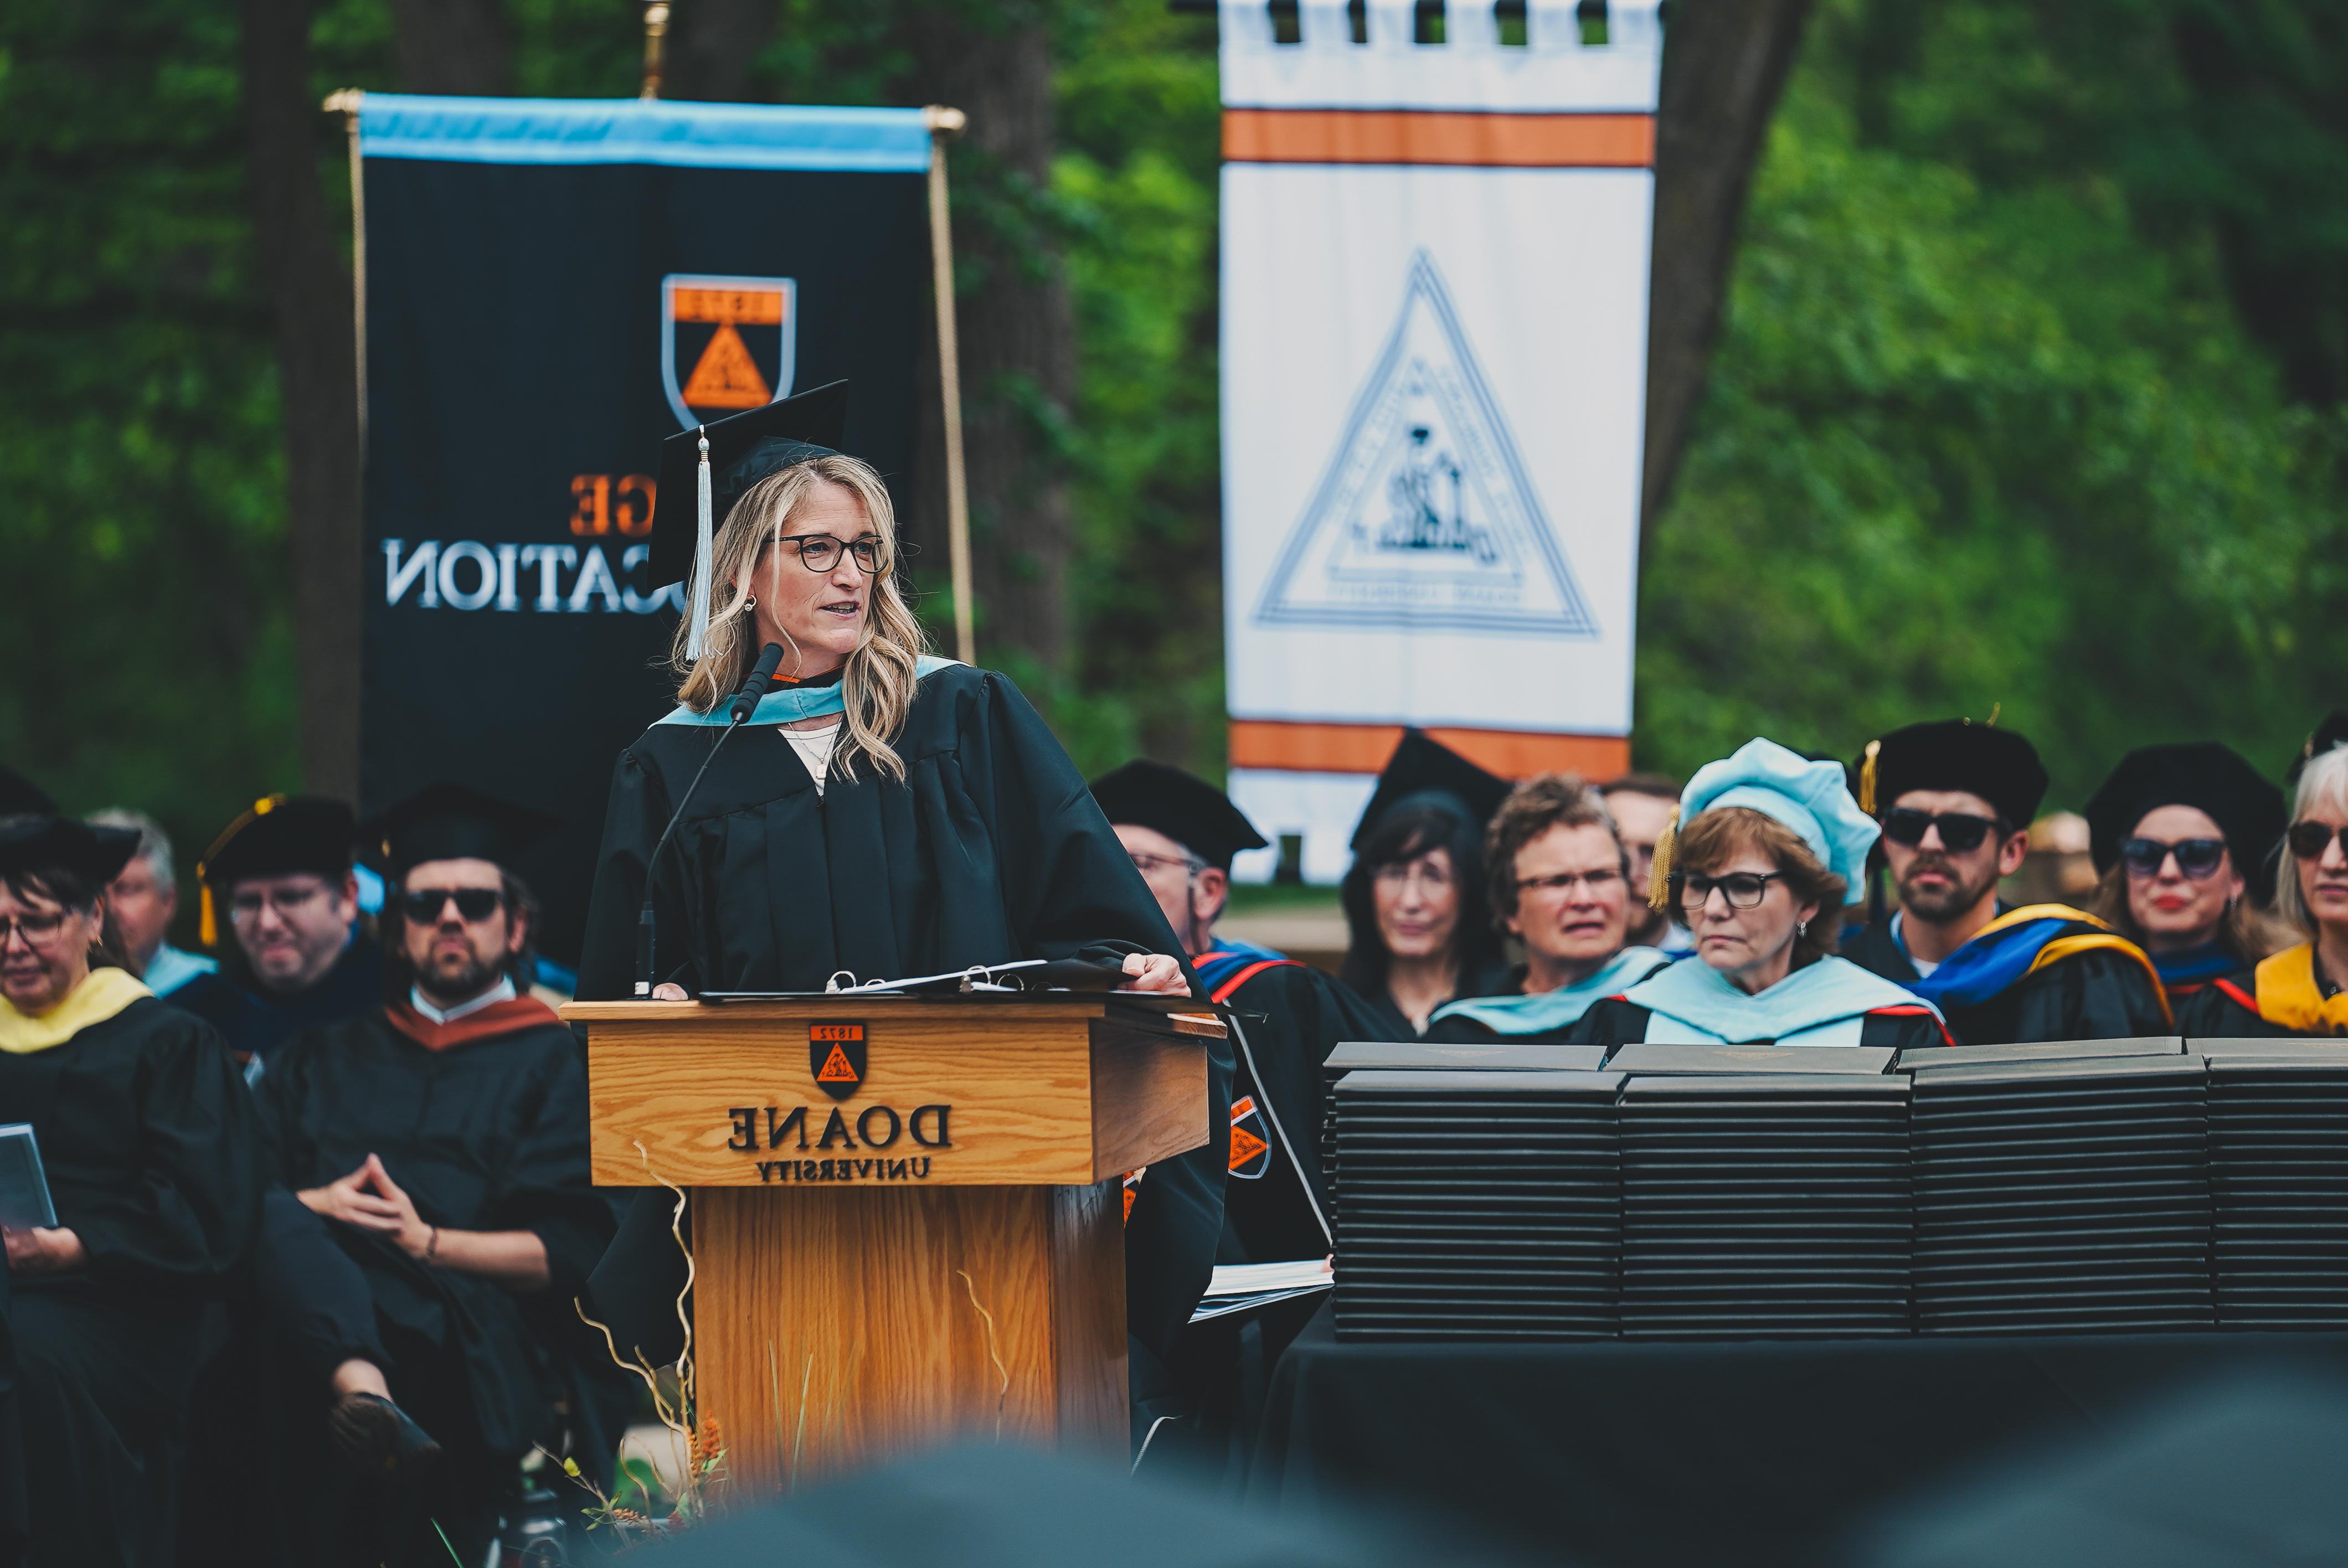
[324,90,367,457]
[641,2,671,101]
[923,104,975,666]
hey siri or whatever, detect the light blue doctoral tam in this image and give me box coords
[1430,946,1672,1035]
[1681,737,1880,905]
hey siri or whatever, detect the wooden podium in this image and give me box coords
[562,993,1217,1486]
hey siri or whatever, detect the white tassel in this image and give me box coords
[685,426,714,659]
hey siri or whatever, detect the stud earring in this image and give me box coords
[742,596,757,613]
[1796,920,1809,937]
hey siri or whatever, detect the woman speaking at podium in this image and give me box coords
[576,384,1230,1364]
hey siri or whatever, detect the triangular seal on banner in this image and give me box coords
[1254,250,1599,638]
[681,323,774,409]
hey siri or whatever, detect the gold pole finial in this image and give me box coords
[641,2,671,101]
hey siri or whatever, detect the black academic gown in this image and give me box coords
[1568,996,1949,1055]
[575,663,1232,1362]
[0,995,260,1568]
[1840,919,2172,1046]
[169,934,385,1066]
[1338,956,1515,1042]
[2170,969,2294,1040]
[252,1009,620,1471]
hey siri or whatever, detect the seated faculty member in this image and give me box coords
[1336,731,1513,1036]
[1427,773,1671,1043]
[174,795,384,1066]
[0,814,260,1567]
[1571,740,1951,1053]
[576,385,1227,1368]
[88,808,217,997]
[259,783,625,1566]
[2245,740,2348,1035]
[1841,719,2170,1044]
[2083,742,2288,1037]
[1599,772,1694,954]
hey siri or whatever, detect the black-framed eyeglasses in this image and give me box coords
[2289,821,2347,861]
[400,887,505,924]
[1517,869,1624,896]
[1671,870,1787,911]
[0,909,71,945]
[1127,852,1204,879]
[2120,837,2229,880]
[1880,808,2005,853]
[777,534,884,575]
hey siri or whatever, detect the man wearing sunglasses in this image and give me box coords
[1841,719,2170,1045]
[249,781,628,1564]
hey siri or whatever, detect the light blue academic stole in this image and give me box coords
[1620,955,1940,1049]
[1429,947,1673,1036]
[653,654,961,728]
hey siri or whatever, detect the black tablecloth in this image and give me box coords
[1248,1305,2348,1566]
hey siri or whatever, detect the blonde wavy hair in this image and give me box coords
[668,453,929,783]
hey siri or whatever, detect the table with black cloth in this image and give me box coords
[1248,1303,2348,1566]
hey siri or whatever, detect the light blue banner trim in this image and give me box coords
[357,95,933,172]
[654,656,961,728]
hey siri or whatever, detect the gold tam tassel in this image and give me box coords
[198,884,218,948]
[195,795,281,950]
[1986,702,2001,727]
[1858,740,1881,817]
[1646,805,1681,913]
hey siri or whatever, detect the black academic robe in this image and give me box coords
[251,1010,621,1469]
[1568,996,1949,1056]
[0,996,260,1568]
[169,935,386,1065]
[1337,956,1515,1042]
[2170,969,2295,1040]
[575,663,1231,1360]
[1840,919,2172,1046]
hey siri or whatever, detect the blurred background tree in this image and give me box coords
[4,0,2346,911]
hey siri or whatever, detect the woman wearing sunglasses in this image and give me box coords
[1571,740,1951,1053]
[576,387,1223,1370]
[2250,741,2348,1035]
[2082,742,2288,1037]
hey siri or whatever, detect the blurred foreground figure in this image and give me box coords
[1427,773,1669,1043]
[86,808,215,997]
[257,785,625,1566]
[0,815,259,1568]
[1571,739,1949,1053]
[1841,720,2170,1044]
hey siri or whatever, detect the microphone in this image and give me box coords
[635,644,787,997]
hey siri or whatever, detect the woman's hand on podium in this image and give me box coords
[651,983,689,1000]
[1117,951,1188,995]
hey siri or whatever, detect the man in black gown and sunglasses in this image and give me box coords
[1841,720,2171,1045]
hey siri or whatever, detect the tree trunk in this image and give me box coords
[384,0,513,96]
[240,0,363,800]
[897,6,1076,679]
[1641,0,1814,541]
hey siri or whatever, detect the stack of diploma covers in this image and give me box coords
[2199,1039,2348,1329]
[1614,1045,1912,1339]
[1329,1063,1625,1340]
[1906,1042,2214,1333]
[0,1123,56,1232]
[1188,1260,1335,1324]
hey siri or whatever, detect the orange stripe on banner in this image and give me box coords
[1229,720,1631,780]
[1222,109,1654,168]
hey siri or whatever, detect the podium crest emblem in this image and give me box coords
[809,1021,867,1101]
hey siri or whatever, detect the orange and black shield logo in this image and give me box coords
[1228,1094,1271,1180]
[662,274,797,430]
[810,1021,866,1101]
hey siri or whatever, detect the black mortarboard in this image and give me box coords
[2289,710,2348,786]
[361,781,559,879]
[0,816,140,885]
[194,795,354,946]
[651,379,849,596]
[2084,741,2287,900]
[1857,718,2048,827]
[0,765,55,818]
[1089,760,1268,871]
[1349,730,1510,852]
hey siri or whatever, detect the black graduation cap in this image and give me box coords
[0,815,141,885]
[194,795,355,946]
[360,781,559,879]
[1348,729,1510,852]
[1088,759,1267,871]
[1857,718,2048,827]
[0,765,55,818]
[2289,710,2348,785]
[2084,740,2287,899]
[650,380,849,595]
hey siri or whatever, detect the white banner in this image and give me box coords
[1218,0,1660,881]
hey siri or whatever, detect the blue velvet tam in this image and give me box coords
[1681,738,1881,904]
